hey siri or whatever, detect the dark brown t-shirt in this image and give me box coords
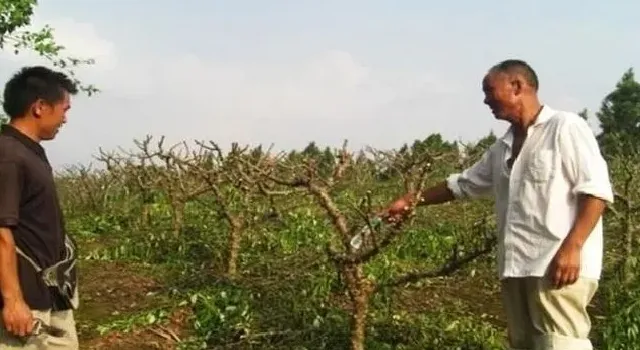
[0,124,74,311]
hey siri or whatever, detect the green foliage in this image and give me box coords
[588,67,640,348]
[597,68,640,157]
[0,0,98,121]
[596,274,640,350]
[188,285,254,346]
[367,311,504,349]
[0,0,36,36]
[95,307,171,336]
[402,133,458,155]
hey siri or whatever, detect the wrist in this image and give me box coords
[2,290,24,304]
[563,236,584,250]
[411,191,424,205]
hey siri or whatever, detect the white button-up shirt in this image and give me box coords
[446,105,614,280]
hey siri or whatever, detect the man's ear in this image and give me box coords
[31,99,47,118]
[511,78,523,96]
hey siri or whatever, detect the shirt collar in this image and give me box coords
[500,104,554,148]
[0,123,49,162]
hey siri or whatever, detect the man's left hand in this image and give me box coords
[549,241,581,289]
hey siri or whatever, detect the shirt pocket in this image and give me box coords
[525,149,555,183]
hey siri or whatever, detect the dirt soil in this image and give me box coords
[81,307,192,350]
[390,271,505,325]
[75,260,193,350]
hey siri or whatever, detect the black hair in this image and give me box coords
[490,59,539,91]
[2,66,78,119]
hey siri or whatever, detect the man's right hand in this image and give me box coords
[0,228,33,337]
[2,297,34,337]
[379,182,455,225]
[380,192,417,223]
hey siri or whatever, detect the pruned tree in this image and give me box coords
[244,140,496,350]
[105,136,210,236]
[137,136,212,236]
[172,140,289,277]
[96,144,165,228]
[56,163,120,214]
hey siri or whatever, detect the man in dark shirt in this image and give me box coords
[0,66,79,348]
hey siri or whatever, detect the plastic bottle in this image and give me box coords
[349,216,383,251]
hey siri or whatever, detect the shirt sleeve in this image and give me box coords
[558,117,614,203]
[446,147,495,199]
[0,161,22,227]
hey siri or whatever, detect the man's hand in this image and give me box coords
[549,241,581,289]
[379,182,456,224]
[2,297,34,337]
[380,192,417,223]
[0,228,32,337]
[548,194,606,289]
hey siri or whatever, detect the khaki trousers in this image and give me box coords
[501,277,598,350]
[0,290,79,349]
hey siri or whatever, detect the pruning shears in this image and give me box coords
[31,318,66,338]
[15,317,66,344]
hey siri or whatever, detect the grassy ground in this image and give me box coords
[74,255,616,349]
[68,226,611,349]
[74,257,512,349]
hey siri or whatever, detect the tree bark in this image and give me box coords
[226,221,242,277]
[170,200,185,237]
[342,264,372,350]
[141,203,152,227]
[624,210,635,283]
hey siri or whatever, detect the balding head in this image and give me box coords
[482,59,541,124]
[487,59,539,92]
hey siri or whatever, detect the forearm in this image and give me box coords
[0,228,24,303]
[416,181,456,206]
[383,181,457,222]
[564,194,607,248]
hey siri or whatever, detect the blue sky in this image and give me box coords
[0,0,638,169]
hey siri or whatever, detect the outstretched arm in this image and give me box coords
[383,147,496,221]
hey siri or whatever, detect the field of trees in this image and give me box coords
[3,1,640,349]
[52,67,638,350]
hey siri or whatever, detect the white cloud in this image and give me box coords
[0,15,117,73]
[41,17,117,69]
[0,15,492,168]
[108,49,460,125]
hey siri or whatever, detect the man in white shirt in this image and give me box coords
[382,59,613,350]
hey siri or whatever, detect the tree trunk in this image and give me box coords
[226,222,242,277]
[342,264,372,350]
[141,203,152,227]
[623,198,634,283]
[625,200,632,258]
[171,200,185,237]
